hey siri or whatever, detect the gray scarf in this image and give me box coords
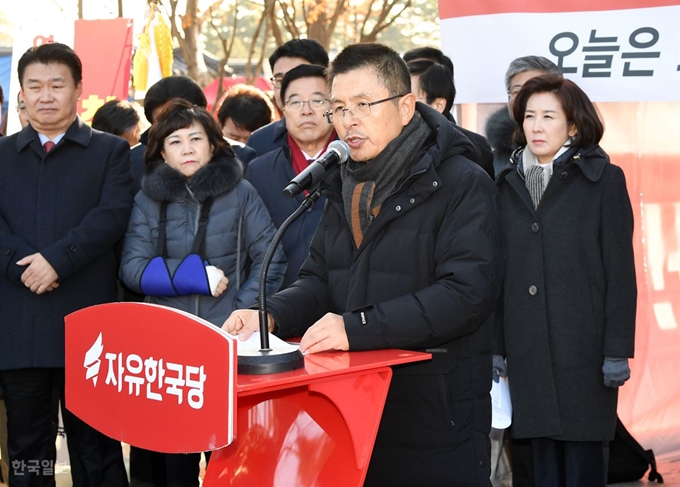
[341,112,432,247]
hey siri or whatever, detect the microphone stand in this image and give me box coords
[237,189,322,374]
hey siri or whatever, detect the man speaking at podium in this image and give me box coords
[224,43,504,487]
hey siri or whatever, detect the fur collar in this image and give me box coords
[143,155,243,202]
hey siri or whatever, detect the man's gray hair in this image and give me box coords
[504,56,562,92]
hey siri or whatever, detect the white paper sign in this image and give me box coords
[491,378,512,429]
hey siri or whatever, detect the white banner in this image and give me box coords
[440,5,680,103]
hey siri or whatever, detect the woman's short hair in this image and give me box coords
[145,98,234,171]
[512,74,603,148]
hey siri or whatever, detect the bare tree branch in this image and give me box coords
[276,0,300,38]
[207,3,240,112]
[359,0,377,41]
[360,0,411,43]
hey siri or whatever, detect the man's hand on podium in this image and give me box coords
[222,309,274,340]
[299,313,349,354]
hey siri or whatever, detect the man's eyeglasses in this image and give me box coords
[285,98,330,112]
[270,75,284,88]
[323,94,407,124]
[507,88,521,100]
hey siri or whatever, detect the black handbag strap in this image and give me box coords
[155,202,169,257]
[155,197,213,258]
[190,197,214,256]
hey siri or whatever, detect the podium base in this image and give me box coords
[238,348,305,375]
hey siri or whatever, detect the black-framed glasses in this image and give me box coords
[323,94,408,124]
[270,75,284,88]
[285,98,330,112]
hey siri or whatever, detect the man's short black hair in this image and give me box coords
[269,39,329,71]
[143,76,207,124]
[216,84,274,132]
[280,64,328,104]
[327,43,410,99]
[403,46,454,78]
[18,42,83,87]
[92,100,141,137]
[407,60,456,113]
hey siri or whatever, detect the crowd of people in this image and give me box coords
[0,36,636,487]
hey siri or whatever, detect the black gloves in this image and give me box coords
[603,357,631,388]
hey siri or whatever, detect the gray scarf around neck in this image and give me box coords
[340,112,432,247]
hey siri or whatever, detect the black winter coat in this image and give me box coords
[496,145,636,441]
[267,105,505,485]
[443,110,495,179]
[244,133,330,288]
[0,119,134,369]
[245,118,286,157]
[485,107,517,176]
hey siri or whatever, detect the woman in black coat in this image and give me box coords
[495,74,636,486]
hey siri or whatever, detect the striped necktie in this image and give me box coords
[43,141,56,153]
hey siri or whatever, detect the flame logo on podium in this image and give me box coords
[84,332,104,386]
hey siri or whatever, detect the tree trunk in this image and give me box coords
[178,0,209,86]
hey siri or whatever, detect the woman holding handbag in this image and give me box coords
[120,98,286,485]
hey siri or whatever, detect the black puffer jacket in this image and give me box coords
[267,104,505,485]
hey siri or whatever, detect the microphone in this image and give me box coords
[283,140,350,198]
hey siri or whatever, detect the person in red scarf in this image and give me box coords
[245,64,336,288]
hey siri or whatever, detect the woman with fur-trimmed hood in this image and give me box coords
[121,98,286,326]
[120,98,285,482]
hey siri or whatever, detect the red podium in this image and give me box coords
[65,303,431,487]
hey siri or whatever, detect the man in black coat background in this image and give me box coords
[0,43,132,486]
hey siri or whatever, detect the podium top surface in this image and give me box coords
[237,348,431,394]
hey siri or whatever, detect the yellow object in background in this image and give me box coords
[132,27,151,91]
[133,6,173,92]
[154,15,173,78]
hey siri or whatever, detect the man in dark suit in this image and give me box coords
[0,42,132,486]
[245,64,337,289]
